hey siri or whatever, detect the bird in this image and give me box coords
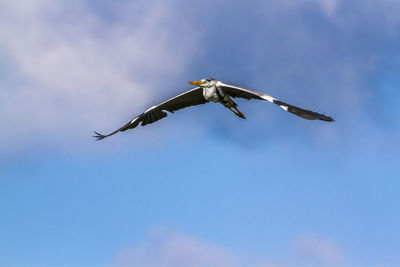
[93,78,334,140]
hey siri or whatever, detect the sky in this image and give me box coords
[0,0,399,266]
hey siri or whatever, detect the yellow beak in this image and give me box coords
[188,80,203,86]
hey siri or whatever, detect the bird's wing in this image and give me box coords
[218,82,334,122]
[93,87,207,140]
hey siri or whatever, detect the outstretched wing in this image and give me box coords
[93,87,207,140]
[218,82,334,122]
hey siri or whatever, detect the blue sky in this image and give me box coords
[1,0,400,266]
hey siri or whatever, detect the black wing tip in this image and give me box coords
[324,117,335,122]
[93,131,108,141]
[319,114,335,122]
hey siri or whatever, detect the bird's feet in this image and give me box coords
[231,107,246,119]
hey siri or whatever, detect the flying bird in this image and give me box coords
[93,78,334,140]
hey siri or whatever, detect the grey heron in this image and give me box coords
[93,78,334,140]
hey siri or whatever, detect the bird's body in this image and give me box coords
[93,78,334,140]
[200,80,245,118]
[203,84,220,102]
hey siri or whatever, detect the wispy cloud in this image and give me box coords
[113,228,237,267]
[1,0,400,155]
[0,0,201,153]
[113,228,345,267]
[187,0,400,150]
[293,233,344,265]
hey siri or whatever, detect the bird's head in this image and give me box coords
[188,78,217,88]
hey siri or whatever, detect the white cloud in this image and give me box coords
[314,0,340,15]
[0,0,201,152]
[293,233,344,265]
[113,228,346,267]
[282,0,341,15]
[113,229,237,267]
[2,0,400,155]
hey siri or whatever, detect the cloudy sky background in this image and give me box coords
[1,0,399,266]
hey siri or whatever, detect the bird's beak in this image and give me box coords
[188,80,203,86]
